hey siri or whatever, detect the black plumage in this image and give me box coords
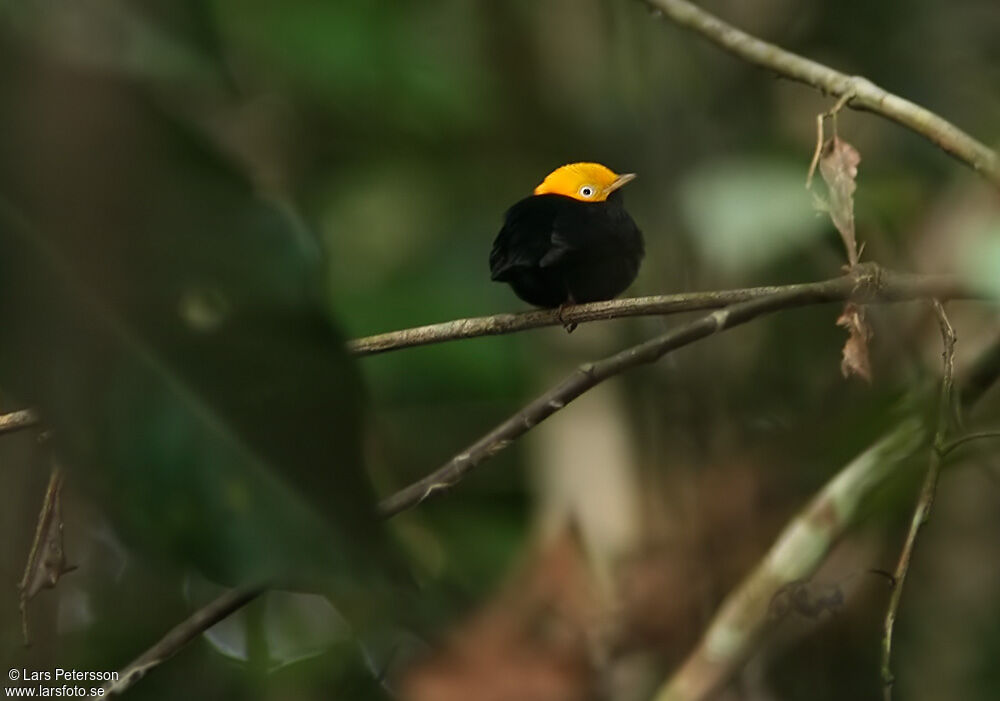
[489,190,644,307]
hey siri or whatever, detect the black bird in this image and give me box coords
[489,162,644,315]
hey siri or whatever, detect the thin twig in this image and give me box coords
[641,0,1000,187]
[806,90,854,189]
[350,268,976,356]
[99,585,265,697]
[940,430,1000,457]
[652,331,999,701]
[377,264,984,517]
[0,408,39,436]
[880,300,956,699]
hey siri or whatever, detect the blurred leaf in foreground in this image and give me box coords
[0,35,401,617]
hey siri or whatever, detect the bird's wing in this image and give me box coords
[489,196,561,280]
[488,229,524,280]
[537,239,571,268]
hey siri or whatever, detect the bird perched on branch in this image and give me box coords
[489,162,644,325]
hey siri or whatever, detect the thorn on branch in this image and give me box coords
[867,569,897,589]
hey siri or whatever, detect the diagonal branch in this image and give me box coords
[652,330,999,701]
[641,0,1000,187]
[350,270,975,356]
[0,408,40,436]
[880,300,956,700]
[98,585,265,698]
[377,264,987,517]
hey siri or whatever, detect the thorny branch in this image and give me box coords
[641,0,1000,187]
[880,301,956,700]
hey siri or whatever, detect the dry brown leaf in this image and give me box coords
[836,302,873,382]
[814,136,871,379]
[818,136,862,266]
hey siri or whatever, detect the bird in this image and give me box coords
[489,162,644,328]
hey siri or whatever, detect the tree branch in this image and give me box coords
[880,300,956,699]
[376,264,988,517]
[0,408,39,436]
[351,270,974,357]
[351,284,815,356]
[940,430,1000,457]
[641,0,1000,187]
[98,585,265,698]
[652,329,999,701]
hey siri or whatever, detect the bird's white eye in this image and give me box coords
[579,185,595,198]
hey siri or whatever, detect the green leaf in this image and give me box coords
[680,158,824,273]
[0,54,394,605]
[959,219,1000,298]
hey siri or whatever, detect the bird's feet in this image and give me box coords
[557,302,577,333]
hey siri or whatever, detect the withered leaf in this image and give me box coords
[818,136,862,266]
[813,136,871,379]
[19,466,77,644]
[836,302,873,382]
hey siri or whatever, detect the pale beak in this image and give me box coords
[606,172,637,194]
